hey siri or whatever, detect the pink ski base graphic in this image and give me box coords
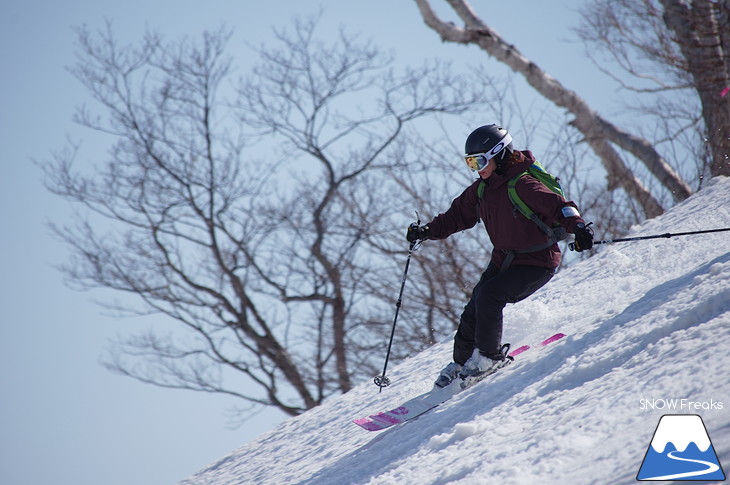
[370,412,402,425]
[509,345,530,357]
[508,332,565,357]
[353,418,385,431]
[540,332,566,346]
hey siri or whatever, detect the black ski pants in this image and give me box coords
[453,263,555,365]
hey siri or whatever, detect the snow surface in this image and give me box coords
[180,177,730,485]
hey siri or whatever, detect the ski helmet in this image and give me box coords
[464,124,513,163]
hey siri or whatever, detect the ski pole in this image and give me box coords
[569,227,730,251]
[374,216,422,392]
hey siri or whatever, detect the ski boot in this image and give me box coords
[459,344,513,389]
[434,362,463,388]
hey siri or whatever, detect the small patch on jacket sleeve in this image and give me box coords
[561,206,580,218]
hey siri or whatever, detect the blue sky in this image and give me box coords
[0,1,616,484]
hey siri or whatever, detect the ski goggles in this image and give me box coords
[464,153,491,172]
[464,132,513,171]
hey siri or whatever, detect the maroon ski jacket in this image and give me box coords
[428,151,585,270]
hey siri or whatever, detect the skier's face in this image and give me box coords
[478,159,497,179]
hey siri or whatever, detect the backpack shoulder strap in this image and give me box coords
[507,171,534,220]
[477,180,486,200]
[508,171,557,240]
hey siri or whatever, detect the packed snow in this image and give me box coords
[180,177,730,485]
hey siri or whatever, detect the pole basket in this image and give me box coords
[373,375,391,388]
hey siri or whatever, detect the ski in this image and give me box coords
[353,332,566,431]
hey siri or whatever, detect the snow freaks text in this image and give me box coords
[639,398,724,411]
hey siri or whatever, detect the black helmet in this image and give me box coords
[464,124,513,162]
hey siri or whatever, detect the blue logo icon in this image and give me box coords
[637,414,726,481]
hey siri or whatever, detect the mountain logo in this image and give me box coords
[637,414,726,481]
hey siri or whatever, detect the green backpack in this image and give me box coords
[477,160,568,243]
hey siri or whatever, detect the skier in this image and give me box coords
[407,124,594,388]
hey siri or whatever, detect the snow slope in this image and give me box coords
[180,177,730,485]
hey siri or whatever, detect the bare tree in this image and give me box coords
[577,0,730,180]
[236,17,487,392]
[413,0,696,221]
[42,19,484,417]
[365,134,486,354]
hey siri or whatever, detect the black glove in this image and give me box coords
[573,222,594,252]
[406,222,431,243]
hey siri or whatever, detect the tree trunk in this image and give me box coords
[415,0,693,217]
[661,0,730,177]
